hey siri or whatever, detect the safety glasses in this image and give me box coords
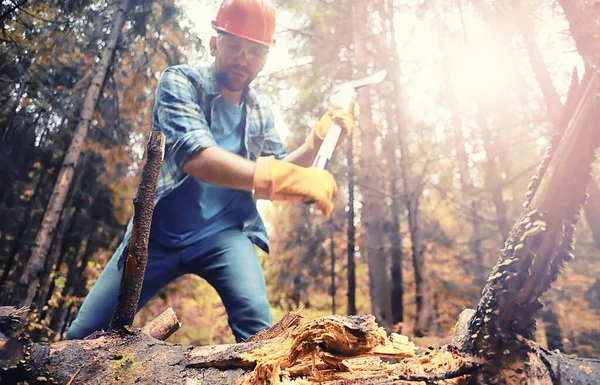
[217,33,269,63]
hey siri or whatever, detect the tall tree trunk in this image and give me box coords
[479,116,509,239]
[48,227,96,337]
[442,4,486,278]
[346,131,357,316]
[2,160,59,304]
[15,0,131,306]
[389,176,404,324]
[555,0,600,248]
[476,0,600,248]
[516,11,563,128]
[350,0,392,326]
[556,0,600,67]
[451,112,485,276]
[35,153,89,316]
[329,227,336,315]
[384,0,429,335]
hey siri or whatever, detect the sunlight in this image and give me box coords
[449,41,515,101]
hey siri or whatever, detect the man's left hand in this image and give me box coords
[305,105,355,150]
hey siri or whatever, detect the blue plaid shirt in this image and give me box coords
[116,63,287,266]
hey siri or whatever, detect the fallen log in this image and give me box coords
[1,306,599,384]
[2,68,600,384]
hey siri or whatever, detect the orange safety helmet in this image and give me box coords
[211,0,276,46]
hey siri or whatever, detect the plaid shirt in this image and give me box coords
[116,63,287,267]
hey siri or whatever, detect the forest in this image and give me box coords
[1,0,600,383]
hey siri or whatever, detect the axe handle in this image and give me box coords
[312,123,342,170]
[304,123,342,206]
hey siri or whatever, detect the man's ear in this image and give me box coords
[209,36,217,57]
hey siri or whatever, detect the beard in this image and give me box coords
[215,65,253,92]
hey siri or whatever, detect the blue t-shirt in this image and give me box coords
[150,96,254,247]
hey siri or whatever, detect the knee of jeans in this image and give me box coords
[229,298,273,328]
[229,296,272,339]
[65,312,110,340]
[65,323,87,340]
[237,295,271,322]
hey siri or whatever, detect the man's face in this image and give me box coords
[210,33,269,92]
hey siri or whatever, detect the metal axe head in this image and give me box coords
[330,69,387,107]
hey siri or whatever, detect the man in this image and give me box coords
[66,0,353,342]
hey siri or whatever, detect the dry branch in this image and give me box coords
[141,307,180,341]
[110,131,165,330]
[460,68,600,381]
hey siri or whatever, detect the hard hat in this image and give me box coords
[211,0,276,46]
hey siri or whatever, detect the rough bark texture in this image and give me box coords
[516,2,600,249]
[110,131,165,330]
[557,0,600,250]
[3,305,600,384]
[16,0,132,307]
[584,182,600,247]
[463,68,600,381]
[140,307,180,341]
[2,314,426,385]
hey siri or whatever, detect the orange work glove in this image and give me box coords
[253,156,338,215]
[305,103,355,150]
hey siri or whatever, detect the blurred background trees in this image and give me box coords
[1,0,600,358]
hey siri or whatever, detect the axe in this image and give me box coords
[312,69,388,170]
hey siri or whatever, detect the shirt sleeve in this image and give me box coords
[260,110,288,160]
[153,66,217,171]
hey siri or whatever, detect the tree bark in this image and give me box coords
[140,307,180,341]
[441,4,486,279]
[346,130,357,316]
[350,0,392,326]
[2,160,59,304]
[16,0,131,307]
[515,1,600,248]
[389,176,404,324]
[110,131,165,330]
[452,111,485,276]
[557,0,600,68]
[464,68,600,371]
[384,0,430,335]
[516,9,564,129]
[329,227,336,315]
[3,305,600,384]
[479,115,510,239]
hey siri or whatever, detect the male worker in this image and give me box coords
[66,0,353,342]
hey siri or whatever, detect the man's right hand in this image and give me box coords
[252,156,337,215]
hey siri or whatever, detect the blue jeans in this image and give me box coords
[65,229,272,342]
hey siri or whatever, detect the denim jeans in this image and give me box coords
[65,228,272,342]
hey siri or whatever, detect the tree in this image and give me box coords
[350,0,393,327]
[16,0,132,307]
